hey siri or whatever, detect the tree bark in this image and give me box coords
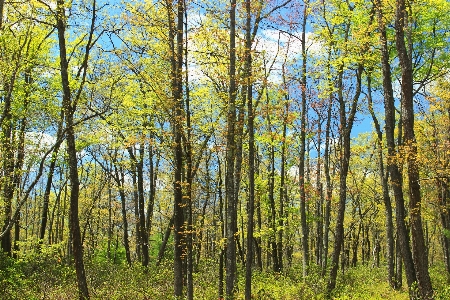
[299,0,309,278]
[367,71,396,288]
[374,0,417,289]
[116,164,132,266]
[327,62,363,295]
[166,0,185,296]
[137,146,149,267]
[395,0,433,298]
[244,0,254,295]
[39,118,64,245]
[226,0,238,297]
[55,0,97,297]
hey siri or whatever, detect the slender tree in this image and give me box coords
[226,0,238,297]
[55,0,101,297]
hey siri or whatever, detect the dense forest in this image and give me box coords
[1,0,450,299]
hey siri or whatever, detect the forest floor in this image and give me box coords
[1,250,450,299]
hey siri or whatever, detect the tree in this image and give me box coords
[225,0,238,297]
[54,0,101,297]
[395,0,433,297]
[298,0,309,279]
[244,0,255,298]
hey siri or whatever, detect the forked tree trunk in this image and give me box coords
[374,0,417,289]
[327,61,362,295]
[395,0,433,298]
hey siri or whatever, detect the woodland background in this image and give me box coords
[1,0,450,299]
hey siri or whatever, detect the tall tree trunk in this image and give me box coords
[217,154,225,299]
[56,0,89,298]
[55,0,97,297]
[374,0,417,290]
[11,70,30,256]
[254,150,263,271]
[137,146,149,267]
[245,0,254,296]
[131,161,141,261]
[166,0,185,296]
[1,100,14,256]
[367,71,396,288]
[299,0,309,278]
[322,87,333,276]
[266,104,279,272]
[395,1,433,298]
[327,63,363,295]
[184,4,194,297]
[226,0,238,297]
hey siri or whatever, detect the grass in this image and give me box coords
[1,250,449,299]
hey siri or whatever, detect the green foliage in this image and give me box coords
[429,264,450,299]
[0,244,76,300]
[91,242,127,265]
[331,265,409,300]
[7,254,444,299]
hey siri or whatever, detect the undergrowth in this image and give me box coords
[1,248,449,299]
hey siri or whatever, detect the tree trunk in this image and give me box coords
[1,102,14,256]
[56,0,96,297]
[327,63,362,295]
[145,143,158,246]
[267,119,279,272]
[226,0,238,297]
[245,0,254,296]
[166,0,185,296]
[156,215,174,266]
[395,1,433,298]
[39,118,64,245]
[322,49,333,276]
[116,165,132,266]
[367,68,396,288]
[299,1,309,278]
[137,146,149,267]
[374,0,417,289]
[131,164,141,261]
[217,154,225,299]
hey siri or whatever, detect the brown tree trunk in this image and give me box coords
[166,0,185,296]
[156,215,174,266]
[375,0,417,289]
[322,48,333,276]
[367,70,396,288]
[266,104,279,272]
[116,164,132,266]
[327,62,363,295]
[137,146,149,267]
[39,118,64,245]
[226,0,238,297]
[217,154,225,299]
[395,1,433,298]
[299,1,309,278]
[1,99,14,256]
[131,162,141,261]
[56,0,96,297]
[245,0,255,296]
